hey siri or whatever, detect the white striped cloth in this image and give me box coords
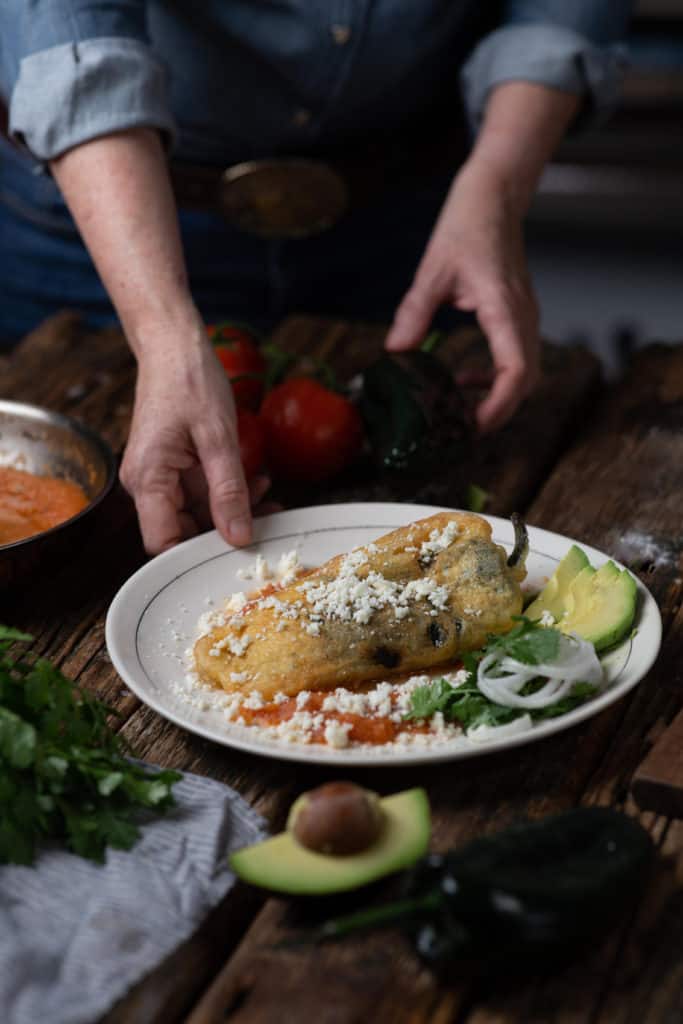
[0,769,266,1024]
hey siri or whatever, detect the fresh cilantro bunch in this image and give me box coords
[406,618,597,729]
[0,625,181,866]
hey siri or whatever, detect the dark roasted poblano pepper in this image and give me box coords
[317,808,653,968]
[360,350,471,478]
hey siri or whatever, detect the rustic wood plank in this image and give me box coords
[594,815,683,1024]
[184,344,682,1024]
[631,706,683,818]
[4,311,136,446]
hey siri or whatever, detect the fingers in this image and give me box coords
[194,420,253,547]
[385,260,448,351]
[122,464,195,555]
[475,294,540,433]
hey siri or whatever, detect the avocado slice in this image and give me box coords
[230,788,431,895]
[560,561,637,651]
[526,545,590,623]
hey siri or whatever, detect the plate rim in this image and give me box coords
[105,502,662,767]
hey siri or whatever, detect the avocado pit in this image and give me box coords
[288,781,384,855]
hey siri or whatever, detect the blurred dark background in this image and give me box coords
[527,0,683,374]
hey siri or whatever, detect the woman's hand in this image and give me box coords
[120,317,266,554]
[385,160,540,432]
[385,82,580,433]
[51,129,270,553]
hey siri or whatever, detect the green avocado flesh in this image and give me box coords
[561,562,637,651]
[229,788,431,895]
[527,548,637,652]
[525,545,589,622]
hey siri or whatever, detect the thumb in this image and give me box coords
[385,270,444,352]
[195,425,253,547]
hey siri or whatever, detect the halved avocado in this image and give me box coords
[229,788,430,895]
[561,561,637,651]
[526,545,590,622]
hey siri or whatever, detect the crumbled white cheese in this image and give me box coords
[452,668,470,686]
[419,521,460,562]
[324,720,352,748]
[276,549,301,585]
[539,610,556,627]
[401,577,450,611]
[298,551,450,626]
[226,591,248,614]
[243,691,265,710]
[257,595,300,619]
[229,671,251,683]
[209,632,251,657]
[177,647,475,750]
[237,554,271,581]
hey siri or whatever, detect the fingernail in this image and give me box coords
[227,515,252,547]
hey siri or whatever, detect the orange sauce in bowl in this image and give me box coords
[0,466,89,545]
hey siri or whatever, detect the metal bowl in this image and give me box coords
[0,400,118,589]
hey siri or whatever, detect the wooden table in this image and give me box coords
[3,313,682,1024]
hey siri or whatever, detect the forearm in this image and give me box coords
[464,81,579,215]
[49,127,202,357]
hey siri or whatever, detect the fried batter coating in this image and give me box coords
[194,512,525,698]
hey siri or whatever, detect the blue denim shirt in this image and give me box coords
[1,1,632,166]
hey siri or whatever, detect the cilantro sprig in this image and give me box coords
[0,625,181,866]
[483,616,561,665]
[405,619,597,730]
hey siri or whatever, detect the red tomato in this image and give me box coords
[207,323,266,411]
[260,377,363,482]
[237,408,266,479]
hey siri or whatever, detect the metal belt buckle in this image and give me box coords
[219,158,349,239]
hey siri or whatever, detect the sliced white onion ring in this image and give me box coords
[477,632,603,710]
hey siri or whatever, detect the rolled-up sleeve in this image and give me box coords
[461,0,633,131]
[8,1,176,162]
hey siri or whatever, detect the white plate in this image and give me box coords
[105,503,661,766]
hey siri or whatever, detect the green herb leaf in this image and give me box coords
[0,706,36,768]
[406,618,596,731]
[485,617,561,666]
[530,683,598,720]
[0,626,181,866]
[407,678,455,720]
[0,625,33,647]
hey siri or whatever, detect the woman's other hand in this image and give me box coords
[385,82,580,433]
[385,160,540,433]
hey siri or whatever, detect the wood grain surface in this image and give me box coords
[2,313,681,1024]
[632,707,683,818]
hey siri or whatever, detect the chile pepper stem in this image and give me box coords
[318,891,441,941]
[419,331,443,354]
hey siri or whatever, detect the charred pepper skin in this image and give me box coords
[401,807,654,968]
[318,808,654,971]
